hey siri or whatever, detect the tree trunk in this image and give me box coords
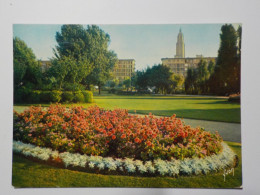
[98,84,101,95]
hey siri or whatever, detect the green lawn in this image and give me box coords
[14,95,241,123]
[12,141,242,188]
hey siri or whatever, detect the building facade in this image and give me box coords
[161,56,216,77]
[39,60,52,72]
[113,59,135,83]
[162,29,216,77]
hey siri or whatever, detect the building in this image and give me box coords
[39,60,52,72]
[161,29,216,77]
[113,59,135,83]
[175,29,185,58]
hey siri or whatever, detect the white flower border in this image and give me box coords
[13,141,236,177]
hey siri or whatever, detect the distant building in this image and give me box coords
[162,29,216,77]
[113,59,135,83]
[39,60,51,72]
[175,29,185,58]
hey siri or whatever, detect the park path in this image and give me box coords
[182,118,241,143]
[133,114,241,143]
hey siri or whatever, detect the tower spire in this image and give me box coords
[175,29,185,58]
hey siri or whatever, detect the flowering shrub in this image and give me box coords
[13,104,223,161]
[13,141,236,177]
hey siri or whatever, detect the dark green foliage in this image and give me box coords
[30,90,41,103]
[13,37,43,103]
[82,25,118,94]
[39,91,51,103]
[82,90,93,103]
[53,24,117,95]
[50,90,62,103]
[14,87,32,103]
[62,91,74,102]
[13,37,42,88]
[73,91,85,103]
[185,59,214,95]
[135,65,174,94]
[211,24,240,95]
[123,78,131,91]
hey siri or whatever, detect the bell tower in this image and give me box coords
[175,28,185,58]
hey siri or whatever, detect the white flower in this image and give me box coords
[89,162,95,168]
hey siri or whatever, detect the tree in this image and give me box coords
[13,37,42,89]
[83,25,118,94]
[49,55,92,89]
[213,24,239,95]
[197,59,210,93]
[52,25,117,94]
[169,74,184,93]
[123,78,131,92]
[54,25,88,60]
[185,68,198,94]
[236,25,242,93]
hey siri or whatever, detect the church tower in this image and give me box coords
[175,28,185,58]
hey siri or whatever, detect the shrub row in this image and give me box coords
[14,89,93,103]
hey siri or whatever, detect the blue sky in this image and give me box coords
[13,24,240,71]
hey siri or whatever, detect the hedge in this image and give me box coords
[14,89,93,104]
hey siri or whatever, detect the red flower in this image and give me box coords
[47,122,52,127]
[121,134,126,139]
[112,135,116,140]
[134,137,140,143]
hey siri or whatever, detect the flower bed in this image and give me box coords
[13,141,236,177]
[13,104,223,161]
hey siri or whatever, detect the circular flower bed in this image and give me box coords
[13,104,223,161]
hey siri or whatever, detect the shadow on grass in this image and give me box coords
[95,97,226,101]
[194,100,240,105]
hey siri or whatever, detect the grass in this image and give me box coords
[14,95,241,123]
[12,141,242,188]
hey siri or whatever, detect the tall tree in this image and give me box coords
[197,59,210,93]
[236,25,242,93]
[52,25,117,93]
[13,37,42,89]
[83,25,118,94]
[54,25,88,60]
[185,68,198,94]
[214,24,239,95]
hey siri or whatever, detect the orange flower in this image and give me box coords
[146,140,152,146]
[47,122,52,127]
[134,137,140,143]
[121,134,126,139]
[112,135,116,140]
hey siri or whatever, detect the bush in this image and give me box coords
[14,87,31,103]
[50,90,62,103]
[30,90,41,103]
[62,91,74,102]
[39,91,51,103]
[73,91,85,103]
[82,90,93,103]
[63,82,85,91]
